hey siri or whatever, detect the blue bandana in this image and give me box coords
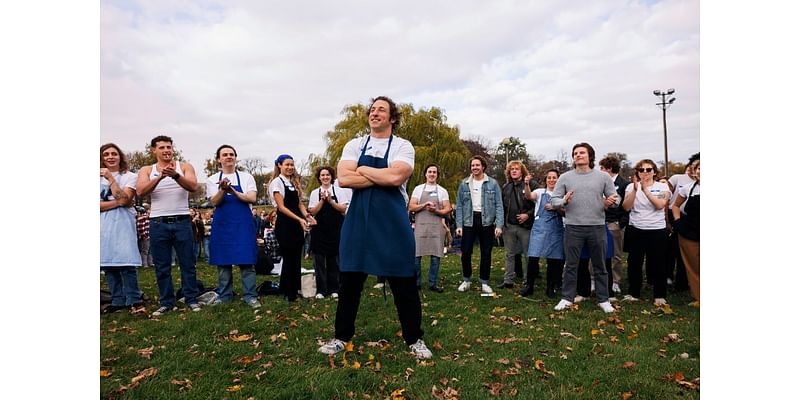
[275,154,293,166]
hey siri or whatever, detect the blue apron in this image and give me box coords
[339,135,415,277]
[527,191,565,260]
[209,171,257,265]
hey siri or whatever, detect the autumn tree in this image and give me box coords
[309,101,469,196]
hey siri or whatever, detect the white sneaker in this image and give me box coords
[481,284,494,295]
[654,298,668,307]
[457,281,471,292]
[197,291,219,305]
[622,294,639,302]
[315,293,325,299]
[612,283,621,293]
[188,303,202,312]
[590,281,595,292]
[318,338,347,355]
[331,293,339,299]
[409,339,433,359]
[554,299,573,311]
[574,295,587,303]
[247,299,262,309]
[373,283,385,289]
[598,301,615,313]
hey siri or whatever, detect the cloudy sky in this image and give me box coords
[101,0,699,179]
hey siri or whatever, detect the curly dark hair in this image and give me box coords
[370,96,401,132]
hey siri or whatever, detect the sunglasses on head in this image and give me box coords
[637,167,654,173]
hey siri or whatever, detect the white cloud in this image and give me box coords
[101,0,699,179]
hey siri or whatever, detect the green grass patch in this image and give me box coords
[101,248,699,399]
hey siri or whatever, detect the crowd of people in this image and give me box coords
[101,96,700,361]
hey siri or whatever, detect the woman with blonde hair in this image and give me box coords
[270,154,316,301]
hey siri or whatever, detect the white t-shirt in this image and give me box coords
[625,181,671,229]
[100,171,137,212]
[469,177,485,212]
[676,181,700,214]
[410,183,450,204]
[308,185,350,210]
[205,170,258,202]
[340,135,415,202]
[530,188,554,219]
[269,175,302,206]
[668,173,695,207]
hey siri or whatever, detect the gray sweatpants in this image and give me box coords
[503,224,530,284]
[562,225,609,302]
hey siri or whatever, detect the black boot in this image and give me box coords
[519,257,537,296]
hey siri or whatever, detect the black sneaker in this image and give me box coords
[496,282,514,289]
[428,285,444,293]
[102,305,128,314]
[519,286,533,297]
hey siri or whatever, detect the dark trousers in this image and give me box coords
[279,245,302,300]
[627,227,668,299]
[666,227,689,290]
[314,254,340,296]
[576,258,613,297]
[525,257,563,294]
[461,218,495,282]
[334,272,423,346]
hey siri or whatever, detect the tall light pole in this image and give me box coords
[499,137,512,166]
[653,88,676,177]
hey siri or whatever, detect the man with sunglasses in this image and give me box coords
[550,142,620,313]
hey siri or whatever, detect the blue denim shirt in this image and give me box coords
[455,175,504,229]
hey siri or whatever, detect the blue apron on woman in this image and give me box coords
[209,171,257,266]
[339,135,415,277]
[527,191,565,260]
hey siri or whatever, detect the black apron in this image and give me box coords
[310,186,344,256]
[275,177,304,249]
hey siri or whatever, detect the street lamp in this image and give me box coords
[653,88,676,177]
[499,137,512,166]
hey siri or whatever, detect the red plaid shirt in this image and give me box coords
[137,214,150,240]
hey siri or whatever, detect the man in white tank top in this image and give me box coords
[136,135,202,316]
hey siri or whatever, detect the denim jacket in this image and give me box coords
[455,175,504,229]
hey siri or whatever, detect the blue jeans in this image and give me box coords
[415,256,441,288]
[216,265,258,303]
[102,266,141,306]
[193,241,201,262]
[203,237,211,260]
[150,218,200,307]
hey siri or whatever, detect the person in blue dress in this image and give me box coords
[522,169,565,298]
[205,144,261,309]
[100,143,142,313]
[317,96,432,359]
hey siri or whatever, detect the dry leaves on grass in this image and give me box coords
[534,360,556,377]
[661,333,683,343]
[170,378,192,391]
[100,369,112,377]
[622,391,635,399]
[622,361,636,369]
[137,346,154,359]
[431,385,459,400]
[390,388,406,399]
[229,333,253,342]
[483,382,505,396]
[664,373,700,391]
[233,352,263,365]
[114,367,158,396]
[226,385,243,392]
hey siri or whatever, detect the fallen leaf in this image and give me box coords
[131,367,158,384]
[230,334,253,342]
[431,319,438,326]
[433,340,443,351]
[680,353,689,359]
[622,361,636,369]
[391,388,406,399]
[497,358,510,365]
[138,346,154,359]
[622,391,635,399]
[484,382,505,396]
[170,378,192,391]
[352,361,361,369]
[100,370,112,377]
[226,385,243,392]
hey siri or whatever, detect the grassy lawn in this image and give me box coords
[100,248,699,400]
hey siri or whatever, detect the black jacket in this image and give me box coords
[502,179,537,229]
[605,174,629,223]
